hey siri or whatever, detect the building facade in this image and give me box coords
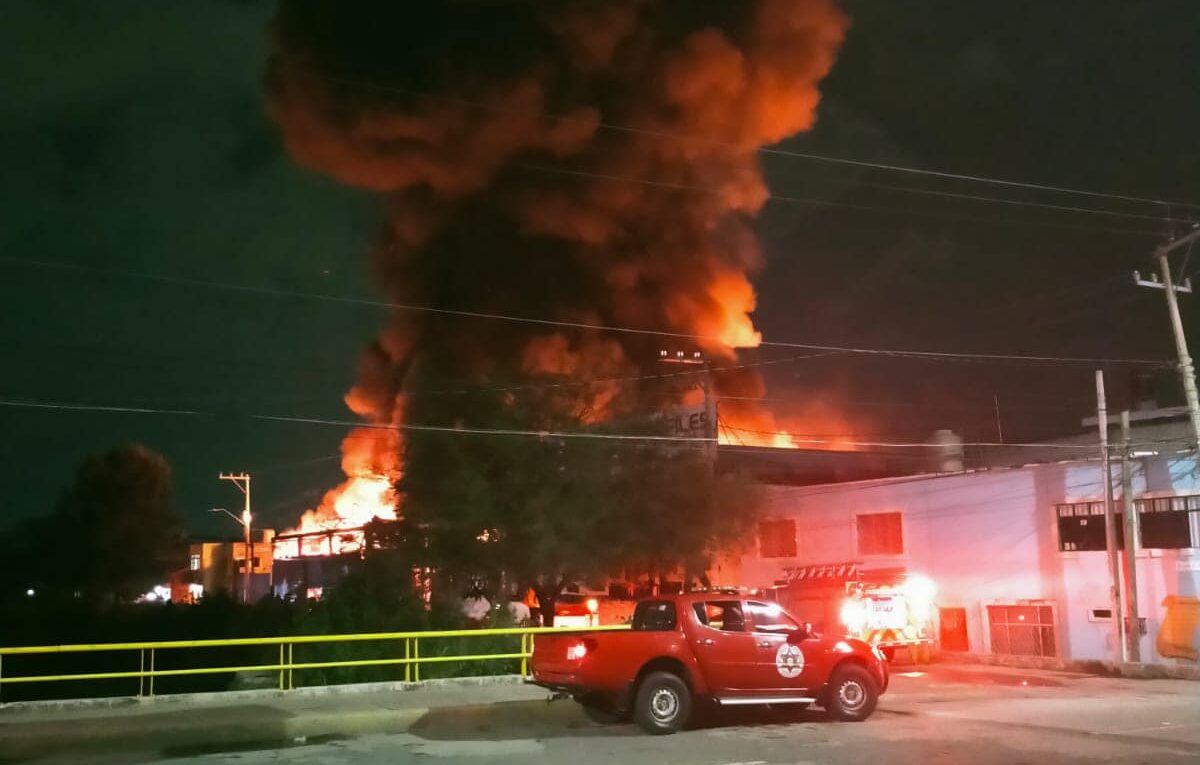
[728,455,1200,666]
[173,530,275,603]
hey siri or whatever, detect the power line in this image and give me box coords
[836,180,1175,223]
[0,396,1147,451]
[517,162,1163,239]
[0,257,1173,368]
[324,76,1200,212]
[407,351,839,397]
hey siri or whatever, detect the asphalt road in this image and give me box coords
[22,666,1200,765]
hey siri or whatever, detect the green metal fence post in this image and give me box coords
[404,638,412,683]
[413,638,420,683]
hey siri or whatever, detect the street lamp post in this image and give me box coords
[216,472,253,604]
[210,506,252,604]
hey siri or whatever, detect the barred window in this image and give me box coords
[1056,495,1199,551]
[988,604,1056,657]
[1133,496,1197,549]
[1056,502,1122,552]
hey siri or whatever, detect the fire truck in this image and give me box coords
[766,563,937,662]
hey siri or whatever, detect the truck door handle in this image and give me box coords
[758,641,773,648]
[698,639,715,646]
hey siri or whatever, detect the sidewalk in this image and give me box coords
[0,676,546,763]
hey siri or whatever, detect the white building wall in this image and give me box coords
[729,456,1200,664]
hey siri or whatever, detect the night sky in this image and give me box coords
[2,1,1198,534]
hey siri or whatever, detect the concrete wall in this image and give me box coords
[729,456,1200,665]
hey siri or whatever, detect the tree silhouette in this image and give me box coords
[4,444,185,603]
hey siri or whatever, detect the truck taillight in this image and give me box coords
[566,641,588,661]
[586,597,599,613]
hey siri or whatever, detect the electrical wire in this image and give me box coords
[0,256,1173,368]
[324,76,1200,212]
[0,396,1166,451]
[517,162,1164,239]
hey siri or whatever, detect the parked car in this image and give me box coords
[530,591,888,734]
[552,592,600,628]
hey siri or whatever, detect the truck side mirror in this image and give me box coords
[787,625,811,644]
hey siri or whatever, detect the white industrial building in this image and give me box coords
[726,451,1200,668]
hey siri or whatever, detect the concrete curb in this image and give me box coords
[0,673,527,715]
[0,675,540,762]
[938,653,1200,681]
[0,705,431,761]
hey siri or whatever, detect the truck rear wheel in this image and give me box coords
[633,671,691,735]
[825,664,879,722]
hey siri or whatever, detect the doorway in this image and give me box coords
[939,606,969,652]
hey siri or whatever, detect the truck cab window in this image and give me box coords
[631,600,677,631]
[694,600,746,632]
[746,600,801,634]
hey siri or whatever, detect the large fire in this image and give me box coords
[265,0,852,554]
[717,406,862,452]
[275,426,400,559]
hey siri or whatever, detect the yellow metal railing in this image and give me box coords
[0,624,629,700]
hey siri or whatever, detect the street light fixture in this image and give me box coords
[214,470,254,604]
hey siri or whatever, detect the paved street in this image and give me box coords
[11,665,1197,765]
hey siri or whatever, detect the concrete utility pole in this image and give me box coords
[1134,226,1200,451]
[657,349,716,463]
[1119,412,1141,662]
[219,472,253,604]
[1094,371,1127,662]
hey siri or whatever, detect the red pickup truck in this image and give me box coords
[531,592,888,734]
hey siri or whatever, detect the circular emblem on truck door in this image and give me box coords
[775,643,805,678]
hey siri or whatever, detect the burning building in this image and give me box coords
[263,1,851,554]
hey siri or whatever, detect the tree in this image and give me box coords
[401,387,762,625]
[10,444,185,603]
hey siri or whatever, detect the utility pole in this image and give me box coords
[219,472,253,604]
[657,350,716,463]
[1119,412,1141,662]
[1134,226,1200,451]
[701,364,717,466]
[1094,371,1126,662]
[992,393,1004,443]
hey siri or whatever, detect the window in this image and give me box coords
[693,600,746,632]
[1056,502,1122,552]
[632,600,677,631]
[746,600,801,634]
[987,604,1056,658]
[758,519,797,558]
[1133,496,1198,549]
[1057,495,1199,551]
[189,553,201,571]
[856,512,903,556]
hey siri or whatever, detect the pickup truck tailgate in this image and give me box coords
[531,629,694,696]
[530,633,586,680]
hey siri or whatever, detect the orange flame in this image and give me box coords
[276,426,401,559]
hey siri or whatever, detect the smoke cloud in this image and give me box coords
[266,0,849,528]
